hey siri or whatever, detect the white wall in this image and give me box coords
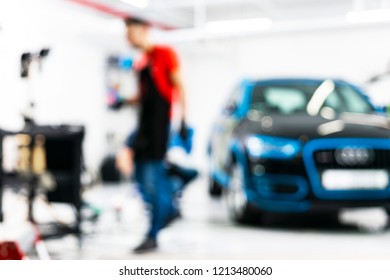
[2,1,390,172]
[0,0,132,171]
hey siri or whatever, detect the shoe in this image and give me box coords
[133,237,157,254]
[164,211,181,227]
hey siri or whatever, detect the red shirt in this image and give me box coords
[134,45,180,104]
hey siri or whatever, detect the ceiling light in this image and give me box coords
[205,18,272,33]
[346,9,390,23]
[119,0,149,9]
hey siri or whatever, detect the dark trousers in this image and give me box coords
[134,160,176,239]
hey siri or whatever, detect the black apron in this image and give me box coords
[133,65,171,160]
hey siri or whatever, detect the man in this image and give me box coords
[116,17,188,253]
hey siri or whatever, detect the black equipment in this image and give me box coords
[100,155,121,183]
[0,125,85,240]
[0,48,87,243]
[21,49,50,78]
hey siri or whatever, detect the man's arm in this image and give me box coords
[109,92,140,109]
[124,93,141,105]
[170,70,187,122]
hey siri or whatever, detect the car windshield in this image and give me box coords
[251,80,375,115]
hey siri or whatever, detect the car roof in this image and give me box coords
[243,77,353,87]
[239,78,370,105]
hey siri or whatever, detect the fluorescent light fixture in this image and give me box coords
[119,0,149,9]
[307,80,335,116]
[205,18,272,33]
[346,9,390,24]
[317,120,345,136]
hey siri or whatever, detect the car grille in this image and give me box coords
[313,149,390,170]
[303,138,390,200]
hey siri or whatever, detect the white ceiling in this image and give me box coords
[76,0,390,28]
[2,0,390,47]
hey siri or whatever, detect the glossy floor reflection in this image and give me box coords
[41,177,390,259]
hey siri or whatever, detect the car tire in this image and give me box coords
[209,177,223,197]
[385,208,390,229]
[226,161,262,224]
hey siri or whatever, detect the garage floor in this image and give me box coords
[3,176,390,259]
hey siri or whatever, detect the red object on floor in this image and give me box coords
[0,241,26,260]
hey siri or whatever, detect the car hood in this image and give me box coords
[243,112,390,140]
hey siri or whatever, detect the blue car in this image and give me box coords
[209,78,390,224]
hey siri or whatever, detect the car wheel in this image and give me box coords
[385,208,390,228]
[209,177,223,197]
[226,162,261,224]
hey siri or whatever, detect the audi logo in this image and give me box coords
[335,147,374,166]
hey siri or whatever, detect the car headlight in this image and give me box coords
[245,135,301,160]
